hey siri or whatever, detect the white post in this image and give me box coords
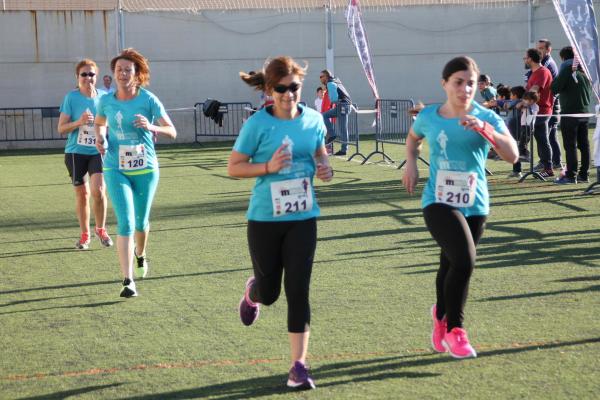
[325,0,335,75]
[528,0,534,47]
[117,0,125,52]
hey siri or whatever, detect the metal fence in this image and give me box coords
[0,107,62,142]
[194,102,253,142]
[363,99,425,168]
[330,103,365,161]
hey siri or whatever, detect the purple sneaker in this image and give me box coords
[239,277,259,326]
[287,361,316,390]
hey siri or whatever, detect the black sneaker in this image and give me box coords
[539,169,554,178]
[554,176,576,185]
[334,151,346,156]
[577,174,589,183]
[120,278,138,298]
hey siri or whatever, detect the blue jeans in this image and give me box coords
[322,103,349,152]
[548,116,562,166]
[533,116,552,169]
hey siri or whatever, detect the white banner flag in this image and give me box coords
[346,0,380,99]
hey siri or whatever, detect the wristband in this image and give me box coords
[474,121,498,148]
[265,161,269,175]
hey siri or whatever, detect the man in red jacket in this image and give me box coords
[523,48,554,178]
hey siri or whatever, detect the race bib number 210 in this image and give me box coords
[435,170,477,208]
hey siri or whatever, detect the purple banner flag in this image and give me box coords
[346,0,380,99]
[552,0,600,100]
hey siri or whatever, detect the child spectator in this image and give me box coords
[478,74,497,105]
[314,87,324,112]
[509,90,539,178]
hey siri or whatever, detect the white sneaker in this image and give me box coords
[120,278,138,298]
[134,251,148,279]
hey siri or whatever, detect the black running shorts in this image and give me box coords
[64,153,103,186]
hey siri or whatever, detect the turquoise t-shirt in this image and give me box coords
[60,89,104,155]
[97,88,166,174]
[233,104,326,222]
[412,102,508,217]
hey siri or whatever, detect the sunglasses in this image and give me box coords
[80,72,96,78]
[273,82,302,94]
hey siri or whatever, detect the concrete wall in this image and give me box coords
[0,2,591,149]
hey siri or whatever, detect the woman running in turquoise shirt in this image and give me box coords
[95,49,176,298]
[58,59,113,250]
[229,56,333,390]
[403,56,518,359]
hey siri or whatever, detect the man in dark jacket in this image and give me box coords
[551,46,593,184]
[320,69,352,156]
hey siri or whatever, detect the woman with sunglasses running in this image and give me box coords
[402,56,518,358]
[58,59,113,250]
[229,56,333,390]
[95,48,176,298]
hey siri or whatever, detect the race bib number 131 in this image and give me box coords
[77,125,96,147]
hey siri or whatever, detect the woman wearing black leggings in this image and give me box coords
[403,56,518,358]
[228,56,333,389]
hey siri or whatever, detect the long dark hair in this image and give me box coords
[442,56,480,81]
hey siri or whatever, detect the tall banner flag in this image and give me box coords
[346,0,380,99]
[552,0,600,100]
[552,0,600,171]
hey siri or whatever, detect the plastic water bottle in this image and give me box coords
[85,108,94,127]
[279,135,293,174]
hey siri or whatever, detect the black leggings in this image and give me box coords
[247,218,317,333]
[423,204,486,331]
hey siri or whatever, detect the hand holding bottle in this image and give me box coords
[266,143,292,174]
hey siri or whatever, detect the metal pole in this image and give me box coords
[325,0,335,74]
[118,0,125,52]
[528,0,533,47]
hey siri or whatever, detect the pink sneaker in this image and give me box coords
[442,327,477,359]
[239,277,260,326]
[76,232,90,250]
[431,305,447,353]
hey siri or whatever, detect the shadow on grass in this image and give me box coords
[0,267,249,295]
[478,284,600,302]
[0,182,70,189]
[17,383,125,400]
[0,247,84,259]
[115,337,600,400]
[556,275,600,283]
[0,300,122,315]
[0,294,87,308]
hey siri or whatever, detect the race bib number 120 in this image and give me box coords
[270,178,313,217]
[435,170,477,208]
[119,144,147,171]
